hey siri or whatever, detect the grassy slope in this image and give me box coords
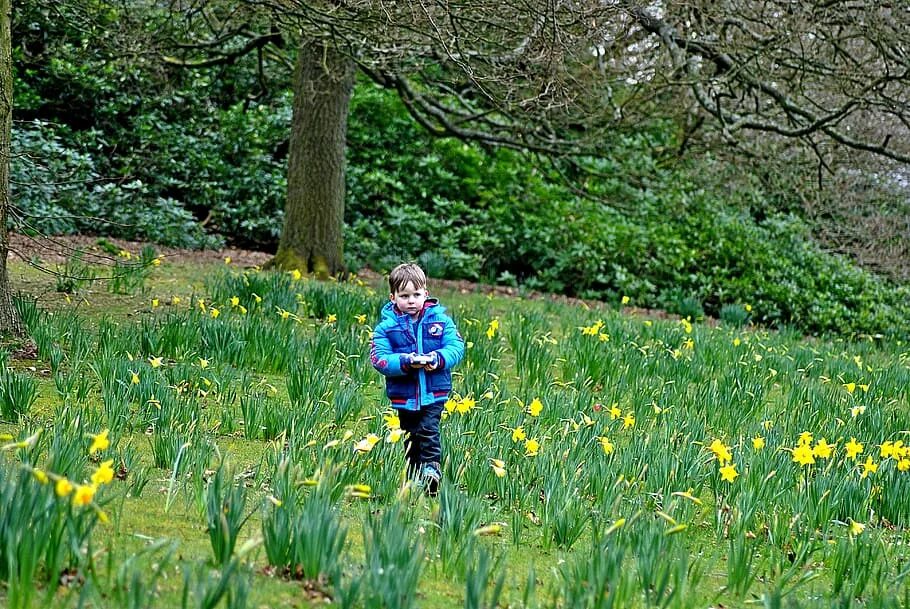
[2,256,910,609]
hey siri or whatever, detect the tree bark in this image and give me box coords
[0,0,22,335]
[269,38,355,279]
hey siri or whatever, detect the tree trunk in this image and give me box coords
[0,0,21,335]
[269,38,355,279]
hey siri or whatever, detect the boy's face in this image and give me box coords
[391,281,428,317]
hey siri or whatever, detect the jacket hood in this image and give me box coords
[380,298,443,323]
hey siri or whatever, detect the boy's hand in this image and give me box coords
[423,351,440,371]
[403,352,425,369]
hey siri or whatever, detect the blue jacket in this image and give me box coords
[370,299,465,411]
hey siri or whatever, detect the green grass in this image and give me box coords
[2,255,910,608]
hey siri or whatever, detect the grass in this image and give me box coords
[1,252,910,608]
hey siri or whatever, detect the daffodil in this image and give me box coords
[171,295,182,305]
[511,426,526,442]
[198,357,209,369]
[55,478,74,498]
[91,460,115,486]
[880,441,895,459]
[224,256,232,265]
[845,437,864,460]
[524,438,540,456]
[622,413,635,429]
[621,295,630,305]
[851,405,866,417]
[490,459,506,478]
[813,438,834,459]
[326,313,337,324]
[33,469,49,484]
[709,439,733,465]
[130,371,140,385]
[860,456,878,479]
[73,484,96,506]
[386,429,403,444]
[752,436,765,450]
[844,382,856,394]
[230,296,240,307]
[444,398,457,413]
[719,463,739,483]
[148,356,163,368]
[151,298,159,308]
[210,307,220,319]
[89,429,110,454]
[456,397,476,414]
[527,398,543,417]
[792,443,815,466]
[797,431,813,446]
[353,434,381,453]
[355,314,367,324]
[609,403,622,420]
[486,319,499,339]
[384,413,400,430]
[598,436,615,455]
[849,519,865,536]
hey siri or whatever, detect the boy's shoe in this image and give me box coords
[420,462,441,496]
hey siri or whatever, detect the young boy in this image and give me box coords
[370,263,465,494]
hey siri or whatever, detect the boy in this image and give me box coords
[370,263,465,494]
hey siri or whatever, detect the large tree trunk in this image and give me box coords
[0,0,21,335]
[269,38,355,279]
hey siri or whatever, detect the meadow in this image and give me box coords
[1,252,910,609]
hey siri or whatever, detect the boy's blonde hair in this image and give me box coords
[389,263,427,294]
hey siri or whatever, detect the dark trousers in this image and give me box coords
[398,400,444,474]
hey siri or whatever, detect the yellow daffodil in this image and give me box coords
[290,269,302,281]
[456,397,476,414]
[386,429,403,444]
[897,459,910,472]
[733,337,741,347]
[719,463,739,483]
[598,436,615,455]
[198,357,209,369]
[490,459,506,478]
[152,257,162,266]
[91,460,115,486]
[33,469,49,484]
[622,413,635,429]
[621,295,630,305]
[130,371,140,385]
[798,431,813,446]
[171,295,182,305]
[151,298,159,308]
[353,434,381,453]
[238,305,247,315]
[792,443,815,466]
[527,398,543,417]
[355,314,367,324]
[609,403,622,420]
[849,519,865,536]
[148,356,163,368]
[860,456,878,479]
[813,438,834,459]
[524,438,540,456]
[511,426,526,442]
[210,307,220,319]
[252,293,262,303]
[73,484,96,507]
[486,319,499,339]
[383,414,400,430]
[326,314,337,324]
[844,382,856,394]
[851,405,866,417]
[880,441,896,459]
[752,436,765,450]
[709,439,733,465]
[89,429,110,454]
[229,296,240,307]
[55,478,74,498]
[846,437,864,460]
[444,398,457,413]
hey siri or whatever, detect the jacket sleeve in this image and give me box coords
[432,315,465,371]
[371,322,412,377]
